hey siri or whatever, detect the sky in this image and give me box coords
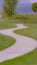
[0,0,37,10]
[0,0,3,10]
[18,0,37,4]
[19,0,37,3]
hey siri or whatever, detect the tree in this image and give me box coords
[32,2,37,13]
[3,0,18,17]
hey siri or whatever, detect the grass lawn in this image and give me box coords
[0,34,15,51]
[0,19,19,50]
[0,48,37,65]
[0,19,21,50]
[0,19,17,30]
[14,24,37,40]
[0,18,37,65]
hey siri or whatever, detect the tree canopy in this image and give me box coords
[32,2,37,12]
[3,0,18,17]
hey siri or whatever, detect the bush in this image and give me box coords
[14,14,37,19]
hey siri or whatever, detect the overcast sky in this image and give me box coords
[18,0,37,4]
[0,0,37,9]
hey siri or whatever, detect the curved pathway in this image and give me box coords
[0,24,36,62]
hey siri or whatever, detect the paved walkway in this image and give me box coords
[0,24,36,62]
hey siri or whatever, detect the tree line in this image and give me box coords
[3,0,37,17]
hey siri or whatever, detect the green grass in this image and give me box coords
[0,19,16,30]
[0,16,37,65]
[0,19,19,50]
[0,48,37,65]
[14,24,37,40]
[0,34,15,51]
